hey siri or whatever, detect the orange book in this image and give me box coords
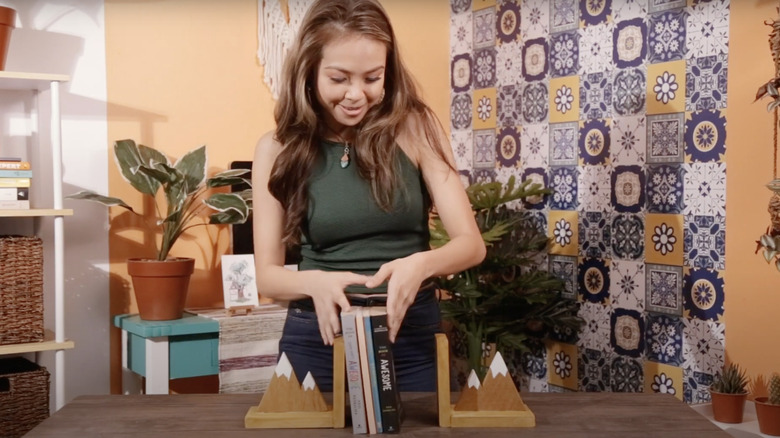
[0,161,31,170]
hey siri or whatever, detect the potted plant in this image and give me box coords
[0,6,15,70]
[68,139,252,320]
[709,362,749,423]
[430,176,583,380]
[755,374,780,436]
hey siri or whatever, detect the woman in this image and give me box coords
[252,0,485,392]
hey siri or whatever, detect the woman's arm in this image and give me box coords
[252,132,369,344]
[366,116,486,341]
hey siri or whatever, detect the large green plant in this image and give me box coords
[431,176,583,379]
[68,139,252,261]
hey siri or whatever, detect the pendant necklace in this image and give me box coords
[323,125,352,169]
[340,142,350,169]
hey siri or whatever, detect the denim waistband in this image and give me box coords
[289,282,436,312]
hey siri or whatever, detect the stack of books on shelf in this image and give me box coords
[0,158,31,210]
[341,306,402,435]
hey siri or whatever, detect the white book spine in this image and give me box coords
[0,187,28,201]
[0,200,30,209]
[341,310,368,434]
[355,308,377,434]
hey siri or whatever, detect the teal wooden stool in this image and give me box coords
[113,312,219,394]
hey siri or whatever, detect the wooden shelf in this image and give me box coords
[0,208,73,217]
[0,71,70,90]
[0,330,74,355]
[0,69,72,411]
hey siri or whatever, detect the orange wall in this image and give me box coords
[104,0,450,393]
[727,1,780,382]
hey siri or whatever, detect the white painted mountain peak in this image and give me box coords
[275,352,293,379]
[489,351,509,377]
[466,369,481,389]
[302,372,317,391]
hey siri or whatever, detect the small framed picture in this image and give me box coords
[221,254,260,309]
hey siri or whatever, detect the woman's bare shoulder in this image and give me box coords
[254,130,283,160]
[397,110,451,167]
[396,112,426,164]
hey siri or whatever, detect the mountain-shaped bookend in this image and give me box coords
[435,333,535,428]
[245,337,346,429]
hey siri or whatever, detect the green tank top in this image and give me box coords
[299,140,431,293]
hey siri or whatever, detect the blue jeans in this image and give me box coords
[278,286,441,392]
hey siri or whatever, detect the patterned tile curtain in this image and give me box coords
[449,0,729,403]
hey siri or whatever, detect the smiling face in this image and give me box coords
[315,33,387,138]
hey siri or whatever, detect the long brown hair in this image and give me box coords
[268,0,451,245]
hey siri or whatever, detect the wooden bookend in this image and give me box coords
[225,305,254,317]
[245,336,346,429]
[435,333,535,428]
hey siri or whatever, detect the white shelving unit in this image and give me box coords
[0,71,74,411]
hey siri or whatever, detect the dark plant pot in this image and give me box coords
[0,6,15,70]
[127,257,194,321]
[755,397,780,436]
[709,389,747,423]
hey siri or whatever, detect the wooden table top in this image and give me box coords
[27,392,730,438]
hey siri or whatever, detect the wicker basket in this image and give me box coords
[0,357,50,437]
[0,235,44,345]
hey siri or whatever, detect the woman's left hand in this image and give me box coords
[365,253,427,342]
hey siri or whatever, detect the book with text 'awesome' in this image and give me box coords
[365,307,402,434]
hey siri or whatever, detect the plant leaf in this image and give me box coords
[174,145,207,196]
[233,188,253,202]
[137,143,169,167]
[65,190,135,212]
[205,193,250,224]
[769,81,779,97]
[429,217,450,249]
[207,168,251,188]
[136,162,178,186]
[757,83,769,101]
[481,220,515,246]
[113,139,161,196]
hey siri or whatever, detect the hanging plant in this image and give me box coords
[754,12,780,272]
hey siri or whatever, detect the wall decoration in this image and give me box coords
[221,254,260,309]
[645,263,683,316]
[683,214,725,270]
[257,0,312,99]
[450,0,729,400]
[578,348,611,392]
[644,361,683,401]
[579,211,611,258]
[611,307,645,358]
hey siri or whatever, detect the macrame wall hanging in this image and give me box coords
[755,7,780,272]
[257,0,312,100]
[765,12,780,234]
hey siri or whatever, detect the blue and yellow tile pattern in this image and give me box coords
[449,0,729,402]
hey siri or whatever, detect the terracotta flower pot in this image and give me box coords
[755,397,780,436]
[709,390,747,423]
[0,6,15,70]
[127,257,195,321]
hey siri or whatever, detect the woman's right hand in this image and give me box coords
[305,270,371,345]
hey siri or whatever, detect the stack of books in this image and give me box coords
[341,306,403,434]
[0,158,32,210]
